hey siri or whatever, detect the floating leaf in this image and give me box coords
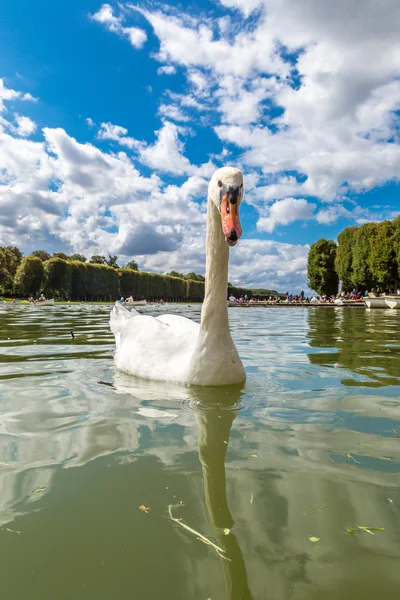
[250,454,258,458]
[305,504,328,514]
[32,487,47,495]
[307,536,320,543]
[138,505,150,513]
[345,529,356,535]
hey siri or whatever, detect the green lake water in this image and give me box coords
[0,304,399,600]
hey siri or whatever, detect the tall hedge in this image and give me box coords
[335,226,358,293]
[44,258,72,299]
[14,256,45,296]
[307,238,339,295]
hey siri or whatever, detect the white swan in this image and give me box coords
[109,167,246,386]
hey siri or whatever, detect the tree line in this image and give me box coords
[307,216,400,295]
[0,247,266,302]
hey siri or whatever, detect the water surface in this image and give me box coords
[0,304,399,599]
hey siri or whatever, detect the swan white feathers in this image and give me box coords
[109,166,246,386]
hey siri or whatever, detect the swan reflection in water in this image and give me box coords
[114,374,252,600]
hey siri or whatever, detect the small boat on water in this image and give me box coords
[384,297,400,309]
[364,297,388,308]
[124,297,147,306]
[31,298,55,306]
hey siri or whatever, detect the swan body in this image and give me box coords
[110,167,246,386]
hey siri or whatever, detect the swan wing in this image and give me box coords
[110,303,199,383]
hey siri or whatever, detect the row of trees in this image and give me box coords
[29,250,139,271]
[307,216,400,295]
[0,246,256,302]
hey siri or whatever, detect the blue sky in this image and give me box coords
[1,0,400,292]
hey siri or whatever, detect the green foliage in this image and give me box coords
[0,248,14,295]
[352,223,377,290]
[71,261,88,300]
[125,259,139,271]
[367,220,396,291]
[106,254,119,268]
[44,259,72,299]
[165,271,184,279]
[335,226,358,292]
[31,250,51,262]
[90,255,106,265]
[14,256,45,296]
[70,253,87,262]
[392,216,400,284]
[184,272,205,281]
[307,238,339,295]
[4,245,264,302]
[53,252,70,261]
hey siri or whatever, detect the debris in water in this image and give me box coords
[222,528,230,536]
[388,498,393,503]
[334,362,339,368]
[307,536,320,543]
[250,493,254,505]
[138,505,150,513]
[32,487,47,495]
[6,528,21,534]
[70,330,75,339]
[356,525,386,535]
[358,452,392,461]
[346,453,360,464]
[250,454,258,458]
[167,504,230,561]
[305,504,328,514]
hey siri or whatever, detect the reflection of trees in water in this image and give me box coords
[194,385,253,600]
[307,309,400,387]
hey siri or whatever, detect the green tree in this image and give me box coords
[352,223,376,290]
[44,259,72,299]
[307,238,339,295]
[71,261,88,300]
[1,245,22,277]
[368,220,396,292]
[165,271,184,279]
[125,259,139,271]
[184,272,205,281]
[0,248,14,295]
[14,256,45,297]
[70,253,87,263]
[335,226,358,293]
[106,254,119,268]
[90,255,106,265]
[392,216,400,288]
[31,250,51,262]
[53,252,70,261]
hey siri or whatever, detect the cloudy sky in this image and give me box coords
[1,0,400,292]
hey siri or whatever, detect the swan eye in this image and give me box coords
[218,180,223,187]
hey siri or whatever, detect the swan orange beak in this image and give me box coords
[221,194,242,246]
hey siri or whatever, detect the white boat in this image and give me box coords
[384,297,400,309]
[124,298,147,306]
[31,298,55,306]
[364,297,389,308]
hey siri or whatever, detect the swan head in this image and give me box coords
[209,167,244,247]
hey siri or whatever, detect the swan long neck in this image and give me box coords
[201,196,229,330]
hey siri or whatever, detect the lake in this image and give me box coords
[0,304,399,600]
